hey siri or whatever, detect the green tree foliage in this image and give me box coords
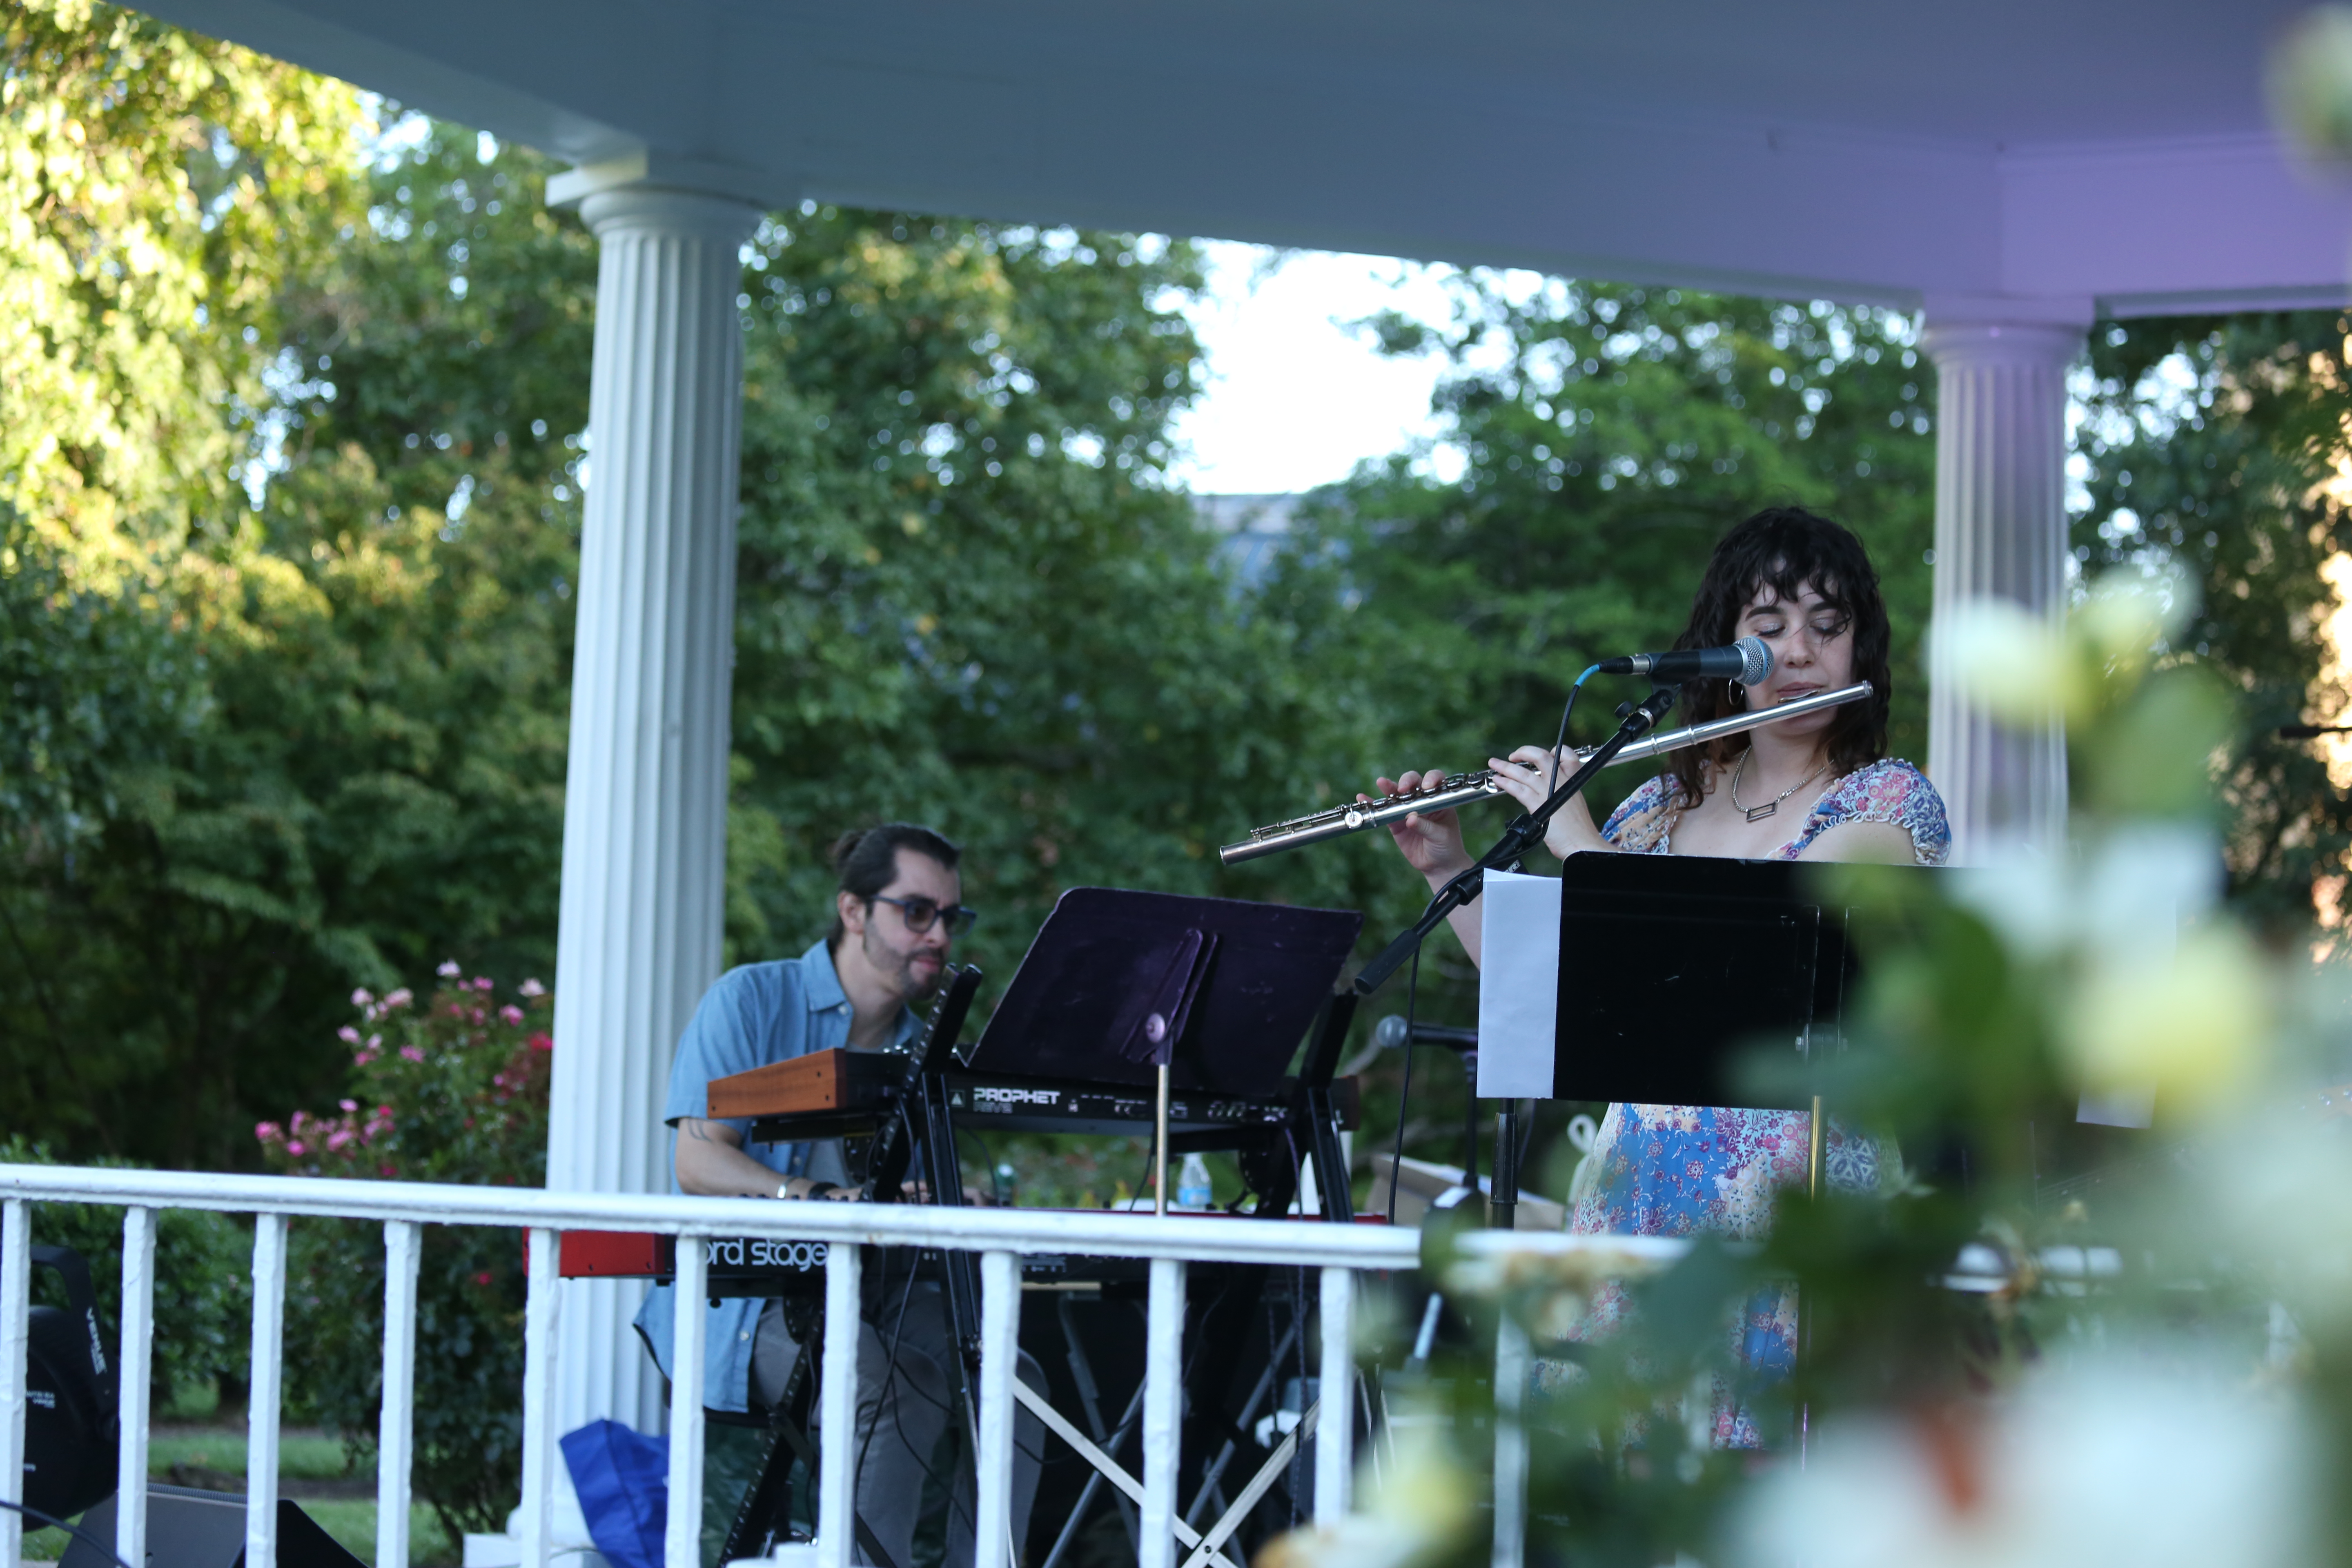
[712,214,1384,984]
[0,0,362,585]
[2075,312,2352,937]
[1,1135,252,1406]
[0,102,588,1167]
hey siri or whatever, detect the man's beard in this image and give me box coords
[866,926,946,1001]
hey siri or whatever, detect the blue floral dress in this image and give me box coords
[1539,759,1951,1445]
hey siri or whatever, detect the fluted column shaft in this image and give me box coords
[548,186,760,1435]
[1922,320,2083,863]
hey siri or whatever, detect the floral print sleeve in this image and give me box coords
[1787,758,1950,866]
[1598,773,1679,853]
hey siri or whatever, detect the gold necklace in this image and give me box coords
[1730,748,1826,824]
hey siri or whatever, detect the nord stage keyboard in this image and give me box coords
[558,1229,1207,1296]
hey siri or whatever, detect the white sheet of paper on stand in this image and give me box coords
[1477,870,1559,1098]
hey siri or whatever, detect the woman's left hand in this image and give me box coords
[1486,745,1608,860]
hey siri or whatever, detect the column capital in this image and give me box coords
[547,148,788,219]
[1918,317,2087,372]
[576,185,764,247]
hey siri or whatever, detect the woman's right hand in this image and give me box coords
[1373,766,1473,886]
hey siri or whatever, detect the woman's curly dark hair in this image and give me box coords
[1663,506,1891,809]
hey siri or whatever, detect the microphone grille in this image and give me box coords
[1734,635,1774,686]
[1372,1014,1409,1051]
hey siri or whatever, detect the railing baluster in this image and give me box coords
[666,1237,708,1568]
[1,1198,31,1568]
[1314,1266,1353,1524]
[118,1208,158,1568]
[816,1241,861,1568]
[518,1227,560,1568]
[1140,1257,1186,1568]
[1490,1314,1529,1568]
[377,1221,422,1568]
[974,1251,1020,1568]
[247,1214,289,1568]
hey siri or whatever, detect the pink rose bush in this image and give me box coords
[257,973,551,1186]
[256,970,556,1537]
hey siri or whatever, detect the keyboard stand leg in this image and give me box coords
[1056,1293,1140,1552]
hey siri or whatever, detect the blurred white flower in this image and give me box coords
[2270,4,2352,167]
[1726,1355,2315,1568]
[2202,1117,2352,1336]
[2074,572,2188,676]
[2076,824,2221,963]
[1255,1426,1474,1568]
[2062,924,2271,1106]
[1936,599,2067,727]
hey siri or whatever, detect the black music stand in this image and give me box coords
[962,886,1362,1095]
[964,886,1362,1219]
[1484,854,1931,1227]
[1549,853,1873,1110]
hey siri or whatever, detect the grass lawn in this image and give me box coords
[22,1425,461,1568]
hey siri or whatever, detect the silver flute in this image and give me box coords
[1217,680,1874,865]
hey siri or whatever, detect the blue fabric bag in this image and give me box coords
[560,1419,669,1568]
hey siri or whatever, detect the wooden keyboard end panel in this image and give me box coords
[709,1048,900,1120]
[709,1049,855,1119]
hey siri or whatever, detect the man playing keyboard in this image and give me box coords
[635,823,1043,1568]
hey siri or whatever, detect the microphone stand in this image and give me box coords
[1353,685,1679,998]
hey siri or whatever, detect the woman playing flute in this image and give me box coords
[1373,504,1949,1445]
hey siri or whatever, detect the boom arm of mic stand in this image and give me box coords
[1353,687,1678,996]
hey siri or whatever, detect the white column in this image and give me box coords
[546,180,762,1437]
[1920,316,2085,862]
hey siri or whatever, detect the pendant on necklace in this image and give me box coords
[1743,800,1780,824]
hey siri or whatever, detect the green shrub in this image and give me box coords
[1,1136,251,1410]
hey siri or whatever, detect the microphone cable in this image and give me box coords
[1546,664,1601,799]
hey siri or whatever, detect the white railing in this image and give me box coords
[0,1165,1692,1568]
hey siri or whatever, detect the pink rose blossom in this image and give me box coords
[286,1140,307,1156]
[519,978,546,998]
[500,1004,525,1025]
[326,1130,353,1152]
[366,1034,381,1050]
[353,1050,376,1067]
[384,988,413,1009]
[337,1025,361,1044]
[473,976,494,992]
[254,1121,281,1142]
[437,959,461,978]
[471,1007,487,1025]
[527,1031,553,1052]
[351,988,373,1007]
[400,1045,426,1063]
[339,1098,358,1112]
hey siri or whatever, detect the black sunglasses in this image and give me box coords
[871,894,978,937]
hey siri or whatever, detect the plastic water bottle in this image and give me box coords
[1176,1152,1214,1211]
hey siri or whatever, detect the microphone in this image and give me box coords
[1373,1016,1478,1053]
[1597,636,1773,685]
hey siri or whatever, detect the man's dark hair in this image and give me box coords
[1664,506,1892,809]
[826,822,962,948]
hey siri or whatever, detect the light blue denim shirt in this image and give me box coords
[633,940,921,1413]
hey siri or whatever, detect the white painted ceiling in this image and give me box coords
[140,0,2352,314]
